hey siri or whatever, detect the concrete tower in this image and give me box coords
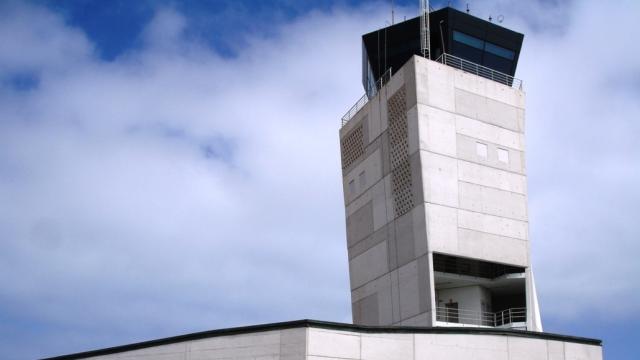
[339,7,542,331]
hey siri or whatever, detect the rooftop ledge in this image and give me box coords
[43,319,602,360]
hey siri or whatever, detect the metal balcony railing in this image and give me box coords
[341,69,392,127]
[435,53,523,90]
[436,307,526,327]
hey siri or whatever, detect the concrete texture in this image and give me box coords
[339,55,542,330]
[51,323,601,360]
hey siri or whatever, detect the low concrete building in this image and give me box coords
[43,320,602,360]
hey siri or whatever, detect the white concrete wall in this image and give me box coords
[79,328,306,360]
[306,328,602,360]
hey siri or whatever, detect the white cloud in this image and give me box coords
[0,0,638,358]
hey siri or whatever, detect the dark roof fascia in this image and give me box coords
[42,319,602,360]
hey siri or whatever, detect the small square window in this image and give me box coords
[359,171,366,189]
[348,179,356,194]
[476,142,488,158]
[497,148,509,163]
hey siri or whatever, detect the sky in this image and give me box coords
[0,0,638,359]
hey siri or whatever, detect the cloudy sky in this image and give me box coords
[0,0,638,359]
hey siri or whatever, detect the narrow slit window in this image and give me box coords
[476,142,488,158]
[497,148,509,163]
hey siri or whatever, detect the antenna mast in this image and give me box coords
[420,0,431,59]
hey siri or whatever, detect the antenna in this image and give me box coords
[420,0,431,59]
[391,0,395,25]
[466,3,470,14]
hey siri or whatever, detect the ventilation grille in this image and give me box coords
[387,87,414,217]
[341,124,364,170]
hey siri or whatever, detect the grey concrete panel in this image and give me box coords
[425,203,458,254]
[458,208,528,241]
[360,333,414,360]
[507,337,548,360]
[456,133,525,174]
[394,211,416,268]
[280,328,306,360]
[353,293,379,326]
[456,114,525,151]
[417,254,432,315]
[404,57,417,110]
[346,201,374,246]
[417,104,457,157]
[564,342,603,360]
[348,222,390,260]
[458,181,528,221]
[455,88,522,132]
[477,230,526,264]
[420,150,459,207]
[349,241,388,289]
[307,328,360,359]
[410,151,425,205]
[412,203,428,258]
[398,260,420,321]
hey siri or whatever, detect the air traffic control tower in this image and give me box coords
[339,6,542,331]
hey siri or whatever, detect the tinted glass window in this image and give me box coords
[453,31,484,50]
[485,42,515,60]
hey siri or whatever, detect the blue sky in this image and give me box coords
[0,0,638,359]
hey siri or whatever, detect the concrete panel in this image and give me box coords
[420,59,456,112]
[390,269,401,323]
[456,115,525,151]
[371,175,392,230]
[405,57,417,110]
[457,228,528,266]
[458,181,528,221]
[348,222,389,260]
[349,241,388,289]
[414,334,509,360]
[455,89,522,132]
[407,105,419,156]
[360,333,414,360]
[483,78,525,109]
[376,273,394,326]
[547,340,565,360]
[280,328,306,360]
[458,208,528,240]
[399,311,429,326]
[425,203,458,254]
[564,342,603,360]
[398,260,420,320]
[346,201,374,246]
[417,104,457,157]
[190,331,281,360]
[386,66,405,101]
[344,149,383,205]
[417,254,432,315]
[456,134,525,174]
[412,204,428,257]
[308,328,360,359]
[507,337,548,360]
[394,211,415,267]
[420,151,459,207]
[458,160,527,194]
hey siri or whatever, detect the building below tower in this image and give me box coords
[43,319,602,360]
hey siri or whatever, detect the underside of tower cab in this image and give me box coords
[433,254,527,329]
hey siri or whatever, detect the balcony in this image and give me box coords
[435,307,526,329]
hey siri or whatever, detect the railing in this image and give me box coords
[341,68,392,127]
[436,307,526,327]
[435,53,523,90]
